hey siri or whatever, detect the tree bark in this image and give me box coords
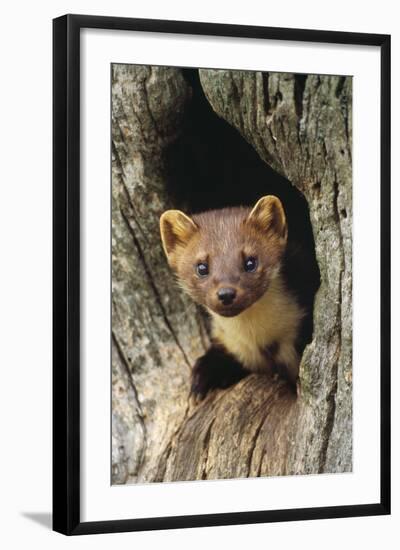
[112,65,352,484]
[111,65,209,484]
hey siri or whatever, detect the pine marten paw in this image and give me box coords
[191,345,249,400]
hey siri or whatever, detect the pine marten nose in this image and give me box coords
[217,287,236,306]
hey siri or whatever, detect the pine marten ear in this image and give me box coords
[160,210,198,259]
[247,195,288,241]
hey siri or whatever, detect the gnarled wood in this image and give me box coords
[111,65,208,483]
[112,65,352,484]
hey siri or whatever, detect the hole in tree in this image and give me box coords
[164,68,320,359]
[313,181,321,192]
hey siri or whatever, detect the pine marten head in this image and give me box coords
[160,196,288,318]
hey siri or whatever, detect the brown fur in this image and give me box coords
[160,196,304,384]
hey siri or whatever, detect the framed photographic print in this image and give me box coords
[53,14,391,535]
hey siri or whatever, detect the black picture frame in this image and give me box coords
[53,14,391,536]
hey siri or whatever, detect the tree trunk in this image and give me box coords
[112,65,352,484]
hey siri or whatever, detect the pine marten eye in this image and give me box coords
[196,262,209,277]
[244,256,258,273]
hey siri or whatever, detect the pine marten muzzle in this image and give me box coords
[160,195,306,398]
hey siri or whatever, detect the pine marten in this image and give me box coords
[160,195,313,399]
